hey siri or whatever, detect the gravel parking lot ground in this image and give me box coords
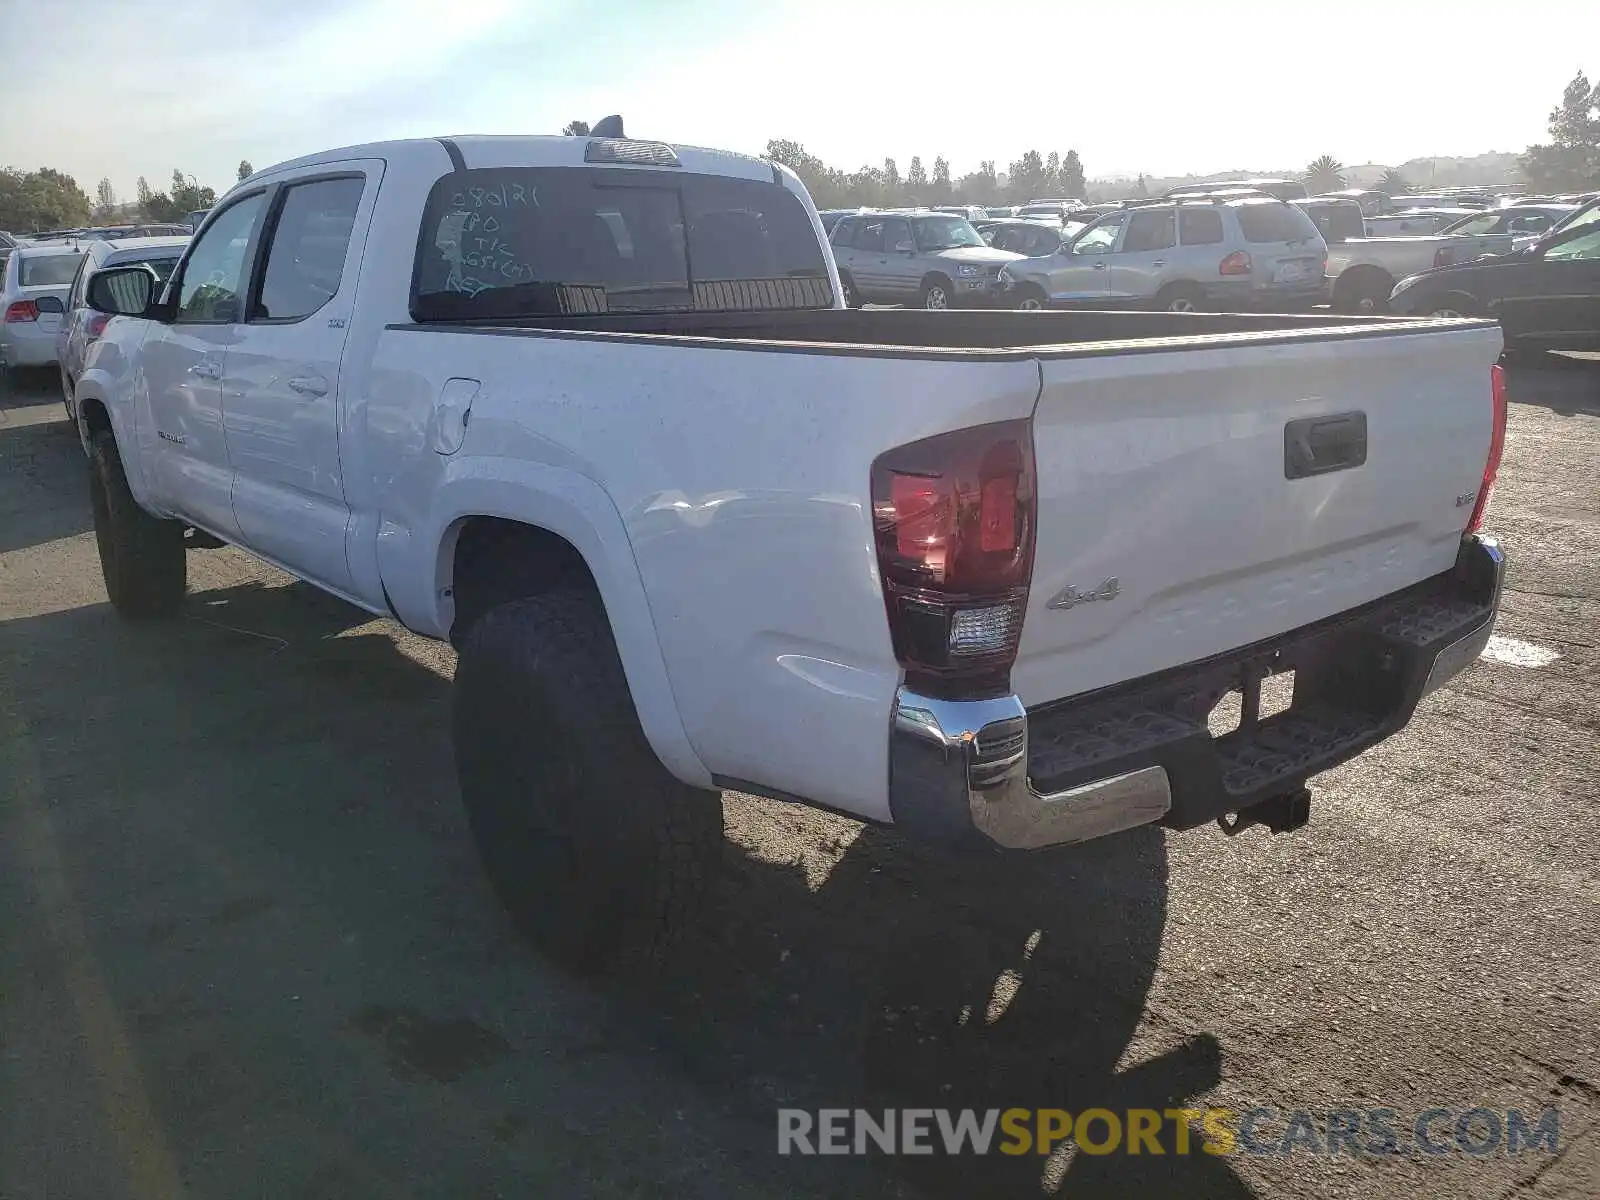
[2,355,1596,1200]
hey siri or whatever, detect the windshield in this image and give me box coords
[1548,203,1600,239]
[19,252,84,287]
[912,215,985,251]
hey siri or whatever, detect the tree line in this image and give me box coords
[8,71,1591,235]
[0,160,252,233]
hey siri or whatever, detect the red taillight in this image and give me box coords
[85,312,111,341]
[1218,251,1252,276]
[872,419,1037,698]
[4,300,38,323]
[1466,364,1508,534]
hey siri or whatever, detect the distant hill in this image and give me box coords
[1086,152,1526,201]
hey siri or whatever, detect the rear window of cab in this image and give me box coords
[412,166,834,320]
[1234,202,1323,244]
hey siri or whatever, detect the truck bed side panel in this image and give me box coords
[365,327,1042,821]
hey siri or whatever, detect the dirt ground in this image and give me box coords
[1,355,1596,1200]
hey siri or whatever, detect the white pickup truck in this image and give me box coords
[73,129,1508,974]
[1326,228,1517,313]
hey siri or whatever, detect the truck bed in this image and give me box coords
[400,307,1445,355]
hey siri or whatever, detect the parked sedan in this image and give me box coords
[57,236,188,412]
[829,211,1021,308]
[0,243,84,385]
[1389,200,1600,351]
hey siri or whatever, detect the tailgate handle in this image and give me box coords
[1285,411,1367,479]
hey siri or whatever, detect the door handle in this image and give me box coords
[287,374,330,397]
[188,359,222,380]
[1151,259,1167,267]
[1092,262,1107,270]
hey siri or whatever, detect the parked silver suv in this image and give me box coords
[998,197,1327,312]
[830,211,1022,308]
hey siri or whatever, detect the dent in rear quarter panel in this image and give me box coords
[379,329,1040,822]
[1011,326,1504,709]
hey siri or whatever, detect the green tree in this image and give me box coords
[1304,155,1346,194]
[1375,167,1409,196]
[765,138,847,207]
[561,120,591,136]
[0,167,92,232]
[237,160,254,182]
[167,169,216,216]
[1008,150,1045,203]
[1060,150,1086,198]
[1521,69,1599,191]
[1043,151,1061,196]
[94,177,118,220]
[905,155,927,202]
[930,155,951,200]
[883,157,901,204]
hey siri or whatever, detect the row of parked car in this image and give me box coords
[0,230,192,391]
[815,182,1600,352]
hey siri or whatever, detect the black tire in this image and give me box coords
[452,588,725,975]
[1154,283,1205,313]
[918,274,954,311]
[1014,284,1048,311]
[1424,291,1480,319]
[1334,268,1394,315]
[89,430,186,617]
[60,368,74,421]
[838,271,861,309]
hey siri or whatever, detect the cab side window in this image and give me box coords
[253,177,365,322]
[1179,208,1225,245]
[175,193,266,324]
[1123,209,1176,253]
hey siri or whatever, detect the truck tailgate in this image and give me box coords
[1011,325,1504,708]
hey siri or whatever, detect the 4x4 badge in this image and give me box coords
[1048,577,1120,610]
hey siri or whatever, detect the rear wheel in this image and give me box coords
[89,430,186,617]
[918,275,954,311]
[453,587,725,975]
[1334,268,1395,315]
[59,368,74,420]
[1154,283,1205,313]
[1014,285,1048,311]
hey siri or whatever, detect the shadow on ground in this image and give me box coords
[0,371,91,554]
[0,576,1254,1197]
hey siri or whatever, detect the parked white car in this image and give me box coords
[73,129,1508,975]
[1,243,84,384]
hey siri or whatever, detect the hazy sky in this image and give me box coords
[1,0,1592,198]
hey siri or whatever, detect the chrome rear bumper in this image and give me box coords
[888,536,1504,851]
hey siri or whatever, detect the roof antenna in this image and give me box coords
[591,114,625,139]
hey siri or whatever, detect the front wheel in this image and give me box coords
[919,276,953,310]
[839,272,860,309]
[89,431,186,617]
[453,587,725,975]
[1014,285,1048,311]
[1426,292,1480,319]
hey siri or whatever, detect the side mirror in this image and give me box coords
[87,265,157,317]
[34,295,65,314]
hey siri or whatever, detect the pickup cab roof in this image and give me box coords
[255,134,783,187]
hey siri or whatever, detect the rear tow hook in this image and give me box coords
[1218,787,1312,837]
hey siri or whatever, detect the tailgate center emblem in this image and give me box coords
[1048,577,1120,610]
